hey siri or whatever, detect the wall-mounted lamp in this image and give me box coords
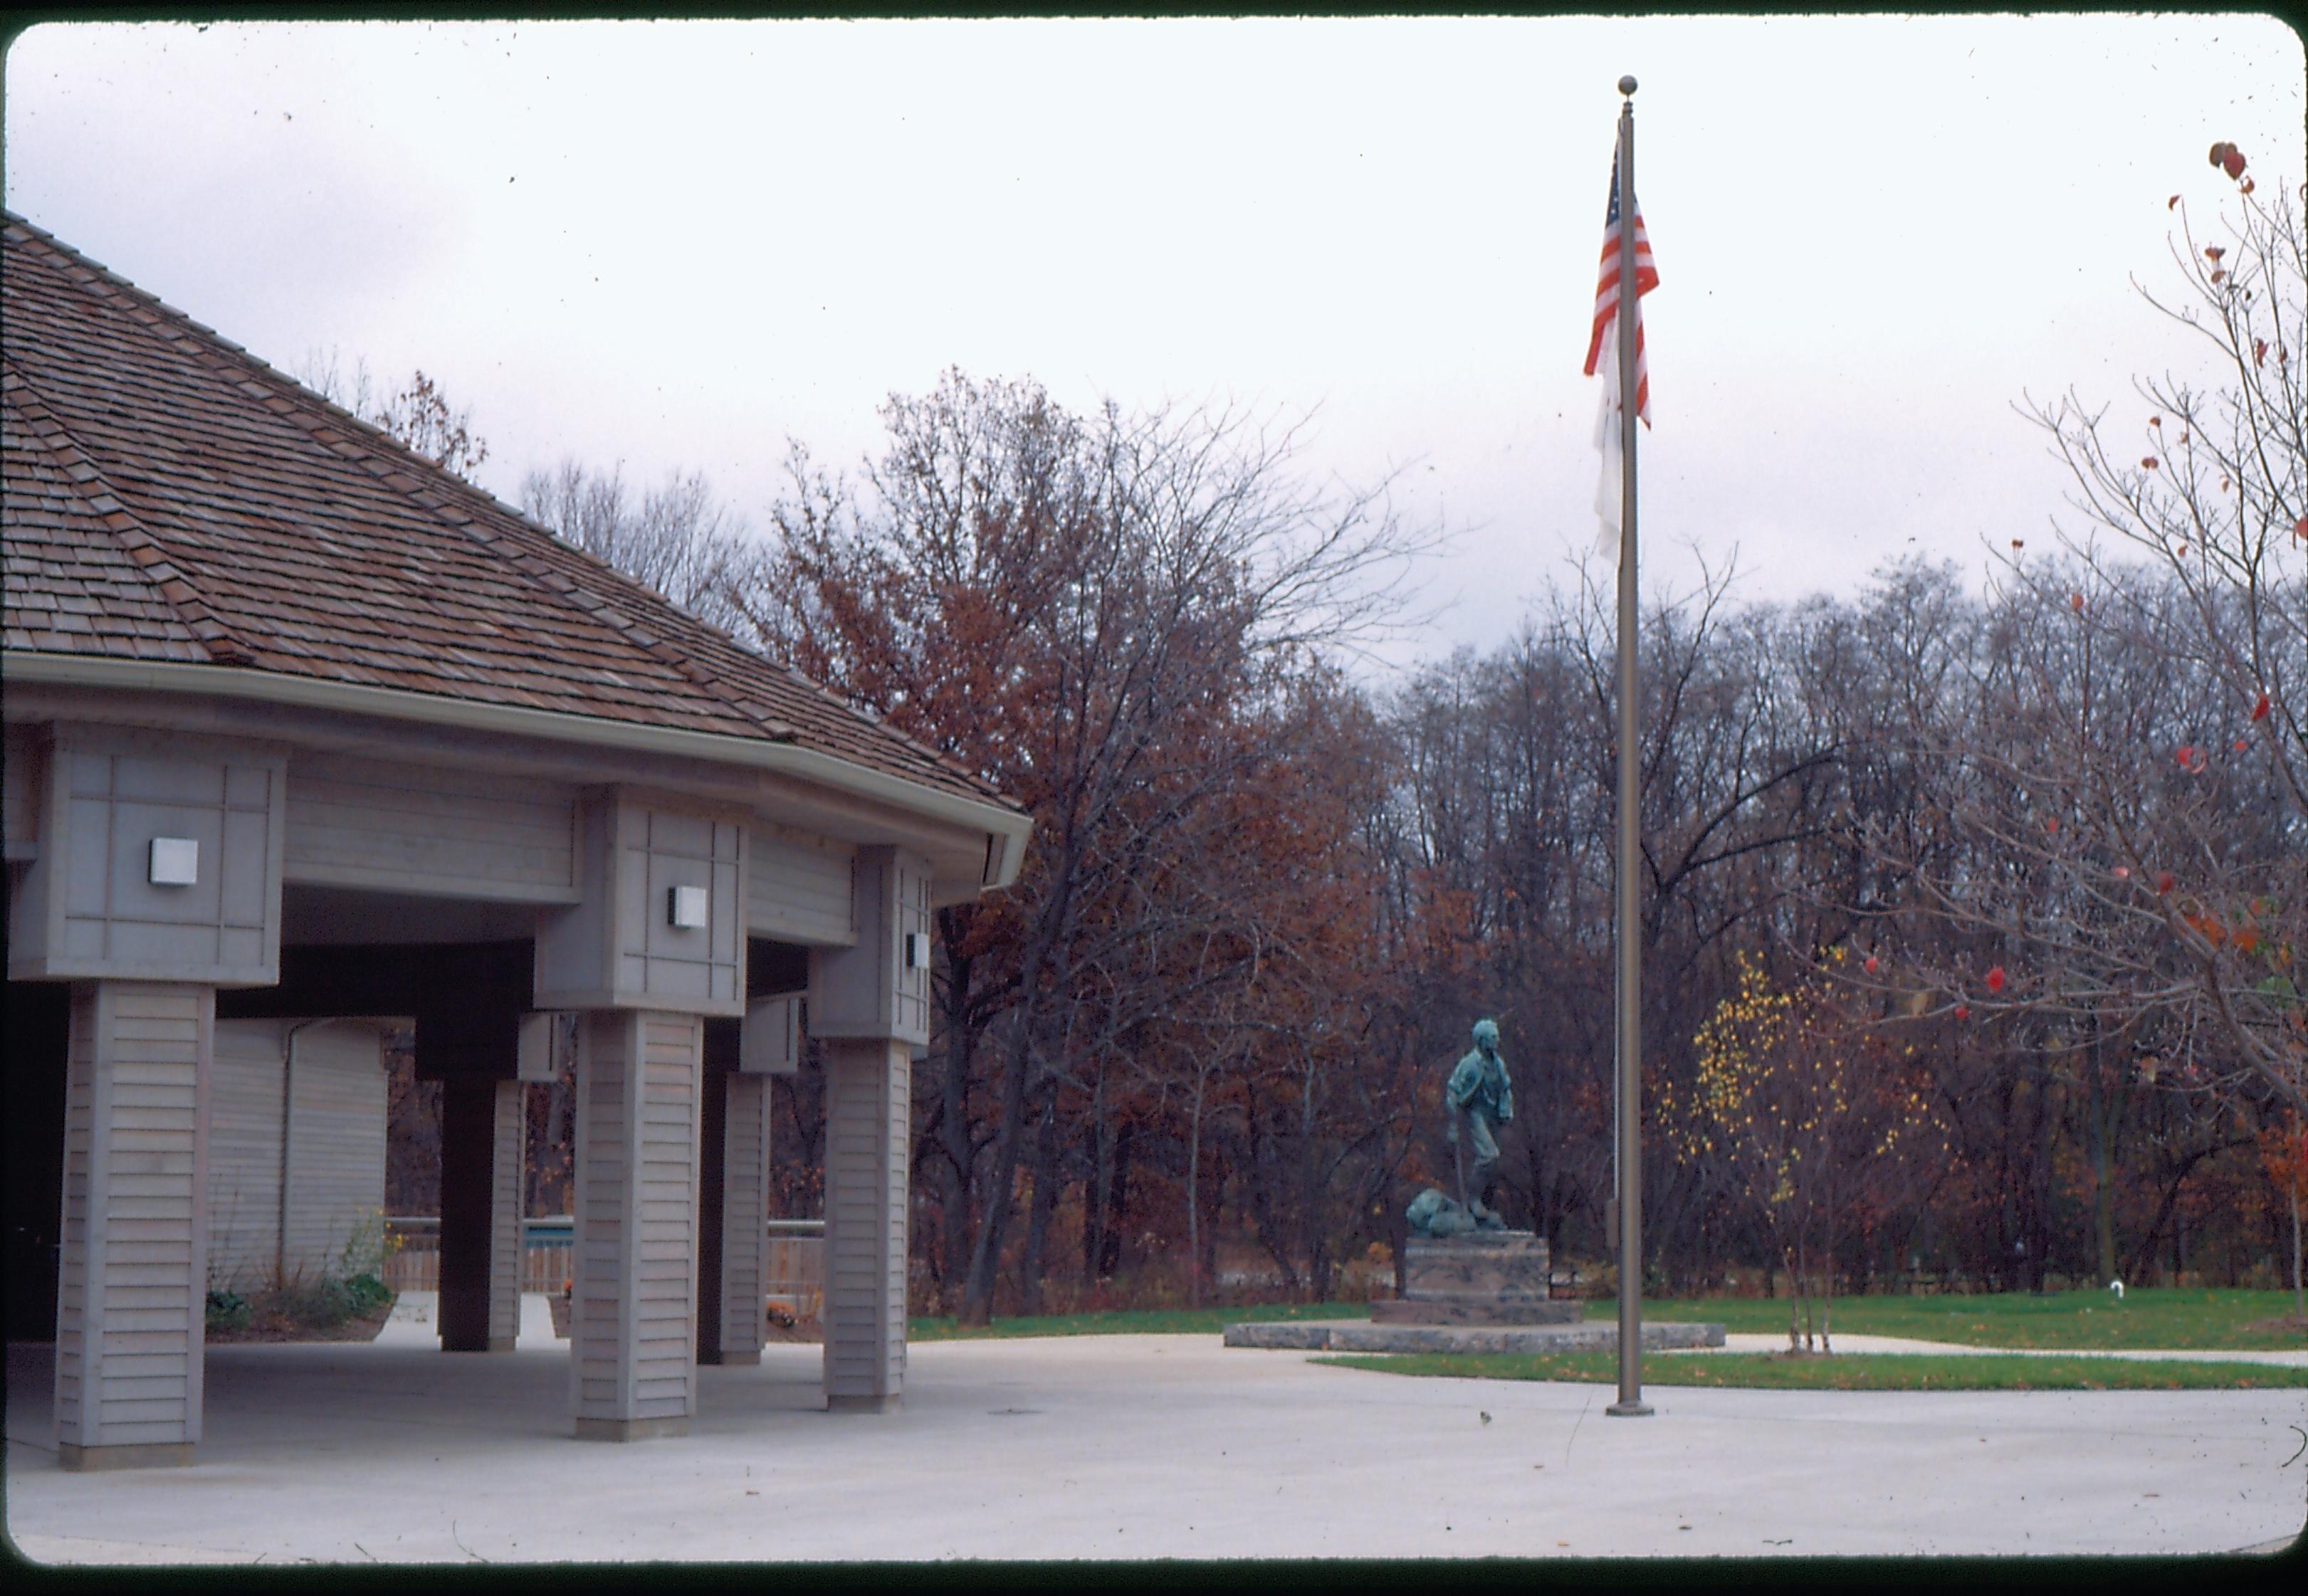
[149,837,199,887]
[668,885,709,929]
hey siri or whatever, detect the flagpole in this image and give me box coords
[1607,72,1652,1419]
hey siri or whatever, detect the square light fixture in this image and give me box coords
[668,884,709,930]
[903,930,930,971]
[148,836,199,887]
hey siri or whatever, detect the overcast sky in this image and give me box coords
[5,14,2302,675]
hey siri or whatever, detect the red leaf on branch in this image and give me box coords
[2168,194,2182,210]
[2142,456,2160,469]
[2112,866,2131,881]
[1954,1005,1970,1021]
[2256,339,2270,366]
[2175,744,2196,767]
[1985,966,2006,993]
[2234,737,2250,752]
[2223,147,2247,179]
[2070,592,2085,611]
[2252,692,2271,721]
[2045,816,2059,834]
[2205,246,2226,262]
[2156,871,2176,895]
[1864,955,1879,975]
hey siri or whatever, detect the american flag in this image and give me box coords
[1588,150,1656,551]
[1583,152,1657,421]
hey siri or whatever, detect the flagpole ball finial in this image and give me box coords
[1619,74,1638,96]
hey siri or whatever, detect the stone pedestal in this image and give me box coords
[1370,1231,1579,1325]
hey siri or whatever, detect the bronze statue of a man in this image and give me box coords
[1446,1017,1513,1229]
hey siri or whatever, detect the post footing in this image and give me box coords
[59,1442,196,1471]
[572,1416,690,1442]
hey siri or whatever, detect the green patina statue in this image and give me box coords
[1407,1018,1514,1237]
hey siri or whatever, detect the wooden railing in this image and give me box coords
[765,1219,824,1322]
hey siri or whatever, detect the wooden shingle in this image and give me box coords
[1,214,1009,811]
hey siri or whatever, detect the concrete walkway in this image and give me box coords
[5,1314,2303,1563]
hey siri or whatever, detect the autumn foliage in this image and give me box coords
[398,147,2305,1318]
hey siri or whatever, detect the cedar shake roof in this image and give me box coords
[1,212,1009,812]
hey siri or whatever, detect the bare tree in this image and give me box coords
[518,458,751,630]
[1882,145,2308,1113]
[298,347,491,483]
[728,369,1437,1322]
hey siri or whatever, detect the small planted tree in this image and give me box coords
[2261,1112,2308,1325]
[1671,954,1946,1352]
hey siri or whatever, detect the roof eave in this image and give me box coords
[0,649,1030,892]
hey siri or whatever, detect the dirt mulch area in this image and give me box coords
[206,1304,394,1345]
[2244,1313,2308,1338]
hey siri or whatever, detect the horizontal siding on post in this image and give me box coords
[719,1076,773,1353]
[283,754,577,900]
[490,1079,524,1346]
[570,1009,701,1431]
[208,1022,283,1291]
[284,1025,387,1285]
[821,1040,906,1401]
[58,982,211,1454]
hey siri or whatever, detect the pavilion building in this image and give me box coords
[1,213,1029,1469]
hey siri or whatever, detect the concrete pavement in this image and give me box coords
[4,1308,2303,1563]
[1687,1332,2308,1365]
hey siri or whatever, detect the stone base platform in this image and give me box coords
[1369,1297,1581,1325]
[1222,1318,1725,1354]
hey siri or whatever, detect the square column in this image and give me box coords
[570,1009,703,1440]
[439,1078,524,1352]
[704,1073,773,1365]
[822,1038,908,1412]
[55,980,213,1470]
[697,1027,773,1367]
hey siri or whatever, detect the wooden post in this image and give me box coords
[706,1071,772,1365]
[438,1077,523,1351]
[822,1038,908,1411]
[56,981,212,1470]
[570,1009,703,1439]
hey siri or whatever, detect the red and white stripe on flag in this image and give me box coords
[1583,151,1657,422]
[1587,150,1657,550]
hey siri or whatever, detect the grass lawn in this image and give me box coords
[901,1286,2307,1349]
[1598,1287,2308,1351]
[908,1300,1368,1342]
[1316,1350,2308,1392]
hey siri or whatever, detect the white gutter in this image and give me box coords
[3,651,1031,888]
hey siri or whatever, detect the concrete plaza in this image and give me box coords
[4,1301,2303,1563]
